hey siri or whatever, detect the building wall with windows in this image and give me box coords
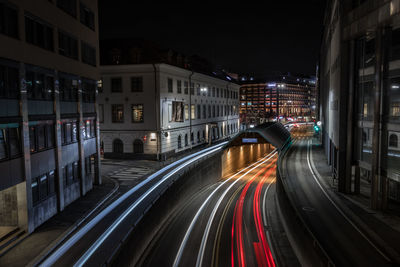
[0,0,100,235]
[99,63,240,159]
[320,0,400,207]
[239,76,316,128]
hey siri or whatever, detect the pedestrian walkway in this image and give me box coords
[0,176,117,267]
[309,138,400,263]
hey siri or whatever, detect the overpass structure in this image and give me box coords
[224,122,291,150]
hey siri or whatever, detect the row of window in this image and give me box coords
[0,126,21,161]
[0,4,96,66]
[109,104,143,123]
[176,124,238,149]
[169,102,238,122]
[32,170,55,204]
[167,78,239,99]
[57,0,95,30]
[0,60,96,102]
[30,120,95,152]
[61,119,95,145]
[106,103,238,124]
[30,123,54,153]
[109,77,143,93]
[106,76,239,101]
[32,154,94,206]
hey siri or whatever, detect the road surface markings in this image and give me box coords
[306,139,391,262]
[173,150,277,267]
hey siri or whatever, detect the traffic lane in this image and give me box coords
[212,159,277,267]
[139,182,221,267]
[285,138,390,267]
[177,159,275,267]
[51,153,215,266]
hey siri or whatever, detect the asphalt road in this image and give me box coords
[40,143,227,266]
[283,128,393,267]
[138,150,279,267]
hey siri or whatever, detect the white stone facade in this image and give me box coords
[99,63,240,159]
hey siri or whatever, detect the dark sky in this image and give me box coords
[98,1,326,76]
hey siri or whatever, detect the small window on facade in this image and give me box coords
[65,123,72,143]
[191,104,195,120]
[8,127,20,157]
[31,177,39,204]
[132,104,144,123]
[112,104,124,123]
[37,125,46,150]
[131,77,143,92]
[168,78,173,93]
[39,175,48,200]
[79,1,95,30]
[177,80,182,94]
[58,31,78,59]
[184,104,189,120]
[111,77,122,92]
[177,135,182,149]
[47,124,54,148]
[0,3,18,39]
[0,129,7,159]
[30,126,36,152]
[81,41,96,66]
[85,120,91,139]
[184,81,188,94]
[72,121,77,142]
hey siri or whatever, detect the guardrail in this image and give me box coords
[42,142,227,267]
[276,137,335,266]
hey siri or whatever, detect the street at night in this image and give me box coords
[1,1,400,267]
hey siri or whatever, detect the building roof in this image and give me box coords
[99,38,237,83]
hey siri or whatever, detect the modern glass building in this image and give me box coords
[319,0,400,209]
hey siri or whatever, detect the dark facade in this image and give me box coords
[0,0,101,236]
[319,0,400,209]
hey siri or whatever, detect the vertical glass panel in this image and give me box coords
[0,129,7,159]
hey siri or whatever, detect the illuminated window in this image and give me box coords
[132,104,143,123]
[190,104,196,120]
[112,104,124,123]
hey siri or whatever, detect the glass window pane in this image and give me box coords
[38,125,45,150]
[72,121,77,142]
[48,170,55,194]
[9,127,20,157]
[0,129,7,159]
[29,126,36,152]
[66,123,72,143]
[47,124,54,148]
[39,175,48,200]
[31,177,39,204]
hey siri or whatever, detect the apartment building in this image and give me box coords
[98,41,240,159]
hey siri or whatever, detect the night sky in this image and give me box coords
[99,1,326,76]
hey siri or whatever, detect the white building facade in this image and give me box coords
[99,63,240,159]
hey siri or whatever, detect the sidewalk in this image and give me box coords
[0,175,117,267]
[310,138,400,263]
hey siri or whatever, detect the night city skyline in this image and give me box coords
[0,1,399,267]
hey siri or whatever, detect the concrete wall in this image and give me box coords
[0,186,18,226]
[222,143,273,178]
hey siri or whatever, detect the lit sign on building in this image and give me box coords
[242,138,258,143]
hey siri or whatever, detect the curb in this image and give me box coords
[27,176,119,267]
[309,139,400,264]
